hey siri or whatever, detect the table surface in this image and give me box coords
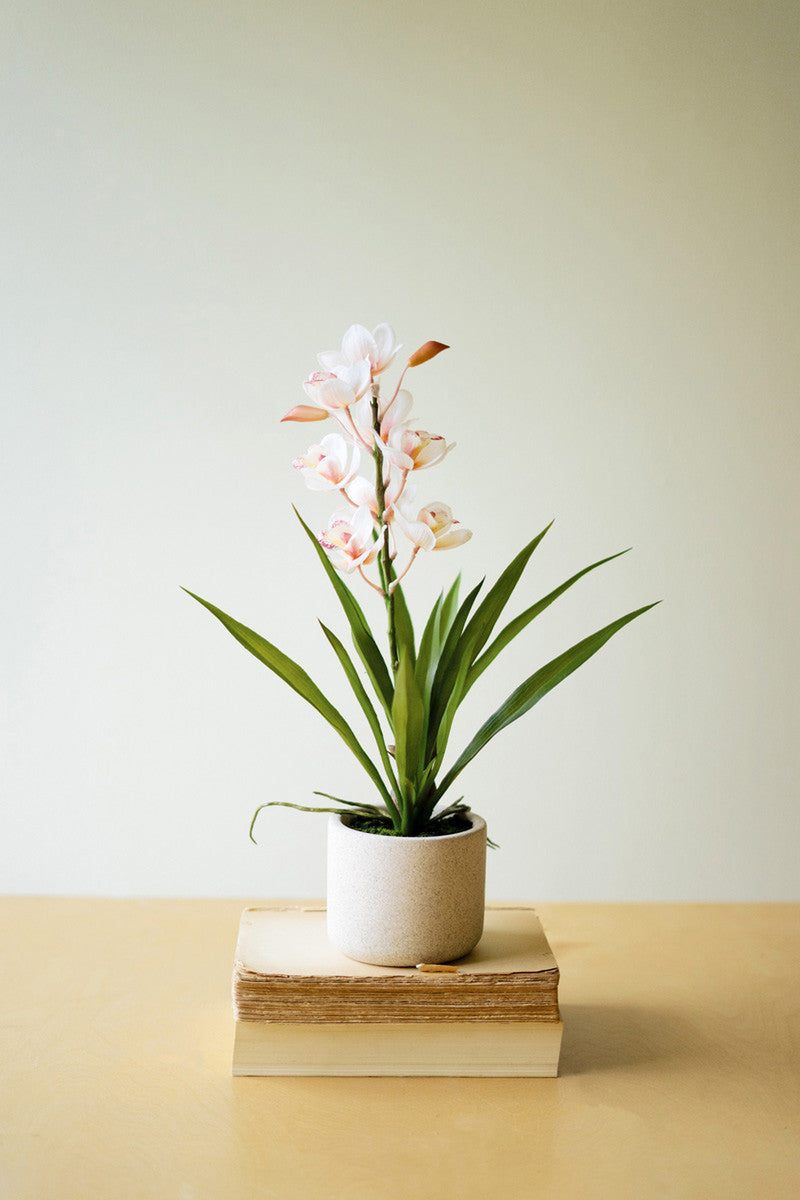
[2,899,798,1200]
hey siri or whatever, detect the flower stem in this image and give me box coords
[371,394,399,673]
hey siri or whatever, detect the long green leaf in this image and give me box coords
[434,602,659,803]
[426,578,484,763]
[391,648,426,823]
[183,588,393,807]
[427,524,552,765]
[392,581,416,668]
[429,524,551,739]
[415,591,444,701]
[319,621,402,825]
[460,521,554,664]
[437,573,462,646]
[467,549,630,691]
[428,580,482,709]
[294,508,394,719]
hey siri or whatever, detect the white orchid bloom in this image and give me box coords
[292,433,360,492]
[347,385,414,453]
[318,323,402,379]
[303,359,371,413]
[382,427,452,472]
[319,506,384,574]
[395,501,472,552]
[346,471,413,520]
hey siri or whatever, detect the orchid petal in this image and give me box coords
[319,432,348,459]
[346,475,378,512]
[342,324,378,366]
[413,437,451,469]
[433,528,472,550]
[317,349,345,372]
[381,388,413,438]
[351,504,376,540]
[335,358,372,400]
[404,521,437,552]
[419,502,454,534]
[372,324,402,373]
[407,340,449,368]
[379,433,415,472]
[281,405,329,423]
[317,377,357,411]
[349,394,372,426]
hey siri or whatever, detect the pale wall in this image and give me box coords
[3,0,798,899]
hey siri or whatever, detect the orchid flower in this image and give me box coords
[346,472,414,524]
[303,361,372,412]
[383,427,452,472]
[293,433,360,492]
[344,383,413,448]
[319,323,401,379]
[394,501,472,552]
[319,506,384,574]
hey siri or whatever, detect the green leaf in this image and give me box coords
[434,602,659,803]
[429,579,483,712]
[437,573,462,646]
[391,648,426,823]
[294,508,394,719]
[415,591,444,701]
[467,549,630,691]
[427,523,552,767]
[460,522,553,664]
[183,588,394,808]
[392,581,416,668]
[319,621,402,827]
[312,791,388,810]
[426,578,484,763]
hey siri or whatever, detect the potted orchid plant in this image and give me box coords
[186,322,655,965]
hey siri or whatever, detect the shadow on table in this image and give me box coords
[558,1002,701,1075]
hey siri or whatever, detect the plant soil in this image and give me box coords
[343,812,474,838]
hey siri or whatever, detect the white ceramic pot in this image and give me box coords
[326,812,487,967]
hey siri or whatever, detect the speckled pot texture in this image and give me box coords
[326,812,487,966]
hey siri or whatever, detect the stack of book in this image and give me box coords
[232,905,562,1076]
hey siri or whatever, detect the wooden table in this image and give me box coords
[1,900,798,1199]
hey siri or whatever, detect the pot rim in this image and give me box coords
[329,810,486,843]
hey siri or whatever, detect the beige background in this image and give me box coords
[2,1,798,899]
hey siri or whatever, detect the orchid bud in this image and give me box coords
[406,340,449,368]
[280,405,329,423]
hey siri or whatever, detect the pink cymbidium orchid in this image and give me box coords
[395,501,472,553]
[303,361,372,412]
[293,434,360,492]
[349,386,413,444]
[383,427,452,472]
[345,472,414,530]
[319,506,384,575]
